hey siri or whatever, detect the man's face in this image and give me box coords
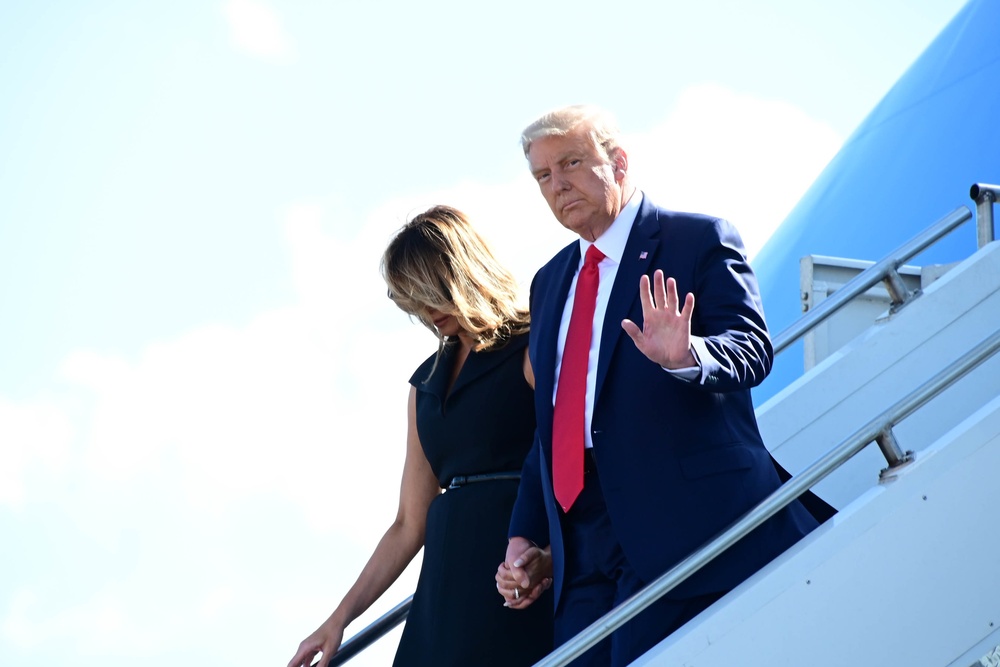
[527,126,625,241]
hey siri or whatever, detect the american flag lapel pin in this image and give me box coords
[639,251,648,260]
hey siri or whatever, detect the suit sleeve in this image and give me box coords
[686,216,774,391]
[508,433,549,547]
[508,270,553,547]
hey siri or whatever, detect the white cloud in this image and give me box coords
[0,399,73,508]
[222,0,296,61]
[627,83,843,258]
[2,588,159,656]
[62,291,408,542]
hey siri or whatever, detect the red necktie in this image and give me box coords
[553,244,605,512]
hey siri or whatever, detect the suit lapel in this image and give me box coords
[594,200,661,402]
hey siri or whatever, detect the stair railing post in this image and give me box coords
[875,425,912,477]
[970,183,999,248]
[881,267,912,308]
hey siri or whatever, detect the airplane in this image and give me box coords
[752,0,1000,405]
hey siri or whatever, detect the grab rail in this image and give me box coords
[771,206,972,355]
[325,596,412,666]
[534,327,1000,666]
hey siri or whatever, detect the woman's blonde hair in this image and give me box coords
[381,205,529,353]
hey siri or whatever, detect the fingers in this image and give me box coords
[503,588,533,609]
[530,578,552,598]
[626,271,697,367]
[511,548,542,588]
[681,290,695,319]
[637,272,693,318]
[638,271,681,313]
[287,648,317,667]
[510,566,531,589]
[499,559,529,589]
[503,577,552,610]
[652,271,685,313]
[496,565,515,590]
[288,641,315,667]
[289,627,343,667]
[511,545,540,568]
[498,582,521,607]
[654,270,668,309]
[496,563,519,604]
[638,273,654,313]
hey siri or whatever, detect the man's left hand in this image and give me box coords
[622,270,697,369]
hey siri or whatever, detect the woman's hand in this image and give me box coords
[287,614,346,667]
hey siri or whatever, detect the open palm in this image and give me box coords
[621,270,696,369]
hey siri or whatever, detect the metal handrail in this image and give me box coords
[534,327,1000,666]
[971,183,999,248]
[325,595,412,666]
[772,205,972,355]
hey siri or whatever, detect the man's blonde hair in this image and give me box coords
[520,104,623,162]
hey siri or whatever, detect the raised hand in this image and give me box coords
[621,270,696,369]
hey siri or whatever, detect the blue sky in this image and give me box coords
[0,1,967,665]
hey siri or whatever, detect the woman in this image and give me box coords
[287,206,553,667]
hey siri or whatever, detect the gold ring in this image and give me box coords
[514,588,520,600]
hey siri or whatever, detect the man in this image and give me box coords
[496,105,819,665]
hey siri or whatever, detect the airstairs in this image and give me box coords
[326,186,1000,667]
[629,187,1000,667]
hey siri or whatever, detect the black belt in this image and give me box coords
[448,471,521,490]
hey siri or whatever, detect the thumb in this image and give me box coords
[621,319,642,343]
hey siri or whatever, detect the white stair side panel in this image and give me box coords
[634,394,1000,667]
[757,240,1000,508]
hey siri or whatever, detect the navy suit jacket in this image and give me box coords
[510,195,817,609]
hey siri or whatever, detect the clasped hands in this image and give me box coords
[496,536,553,609]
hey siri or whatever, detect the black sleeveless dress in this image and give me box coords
[393,333,553,666]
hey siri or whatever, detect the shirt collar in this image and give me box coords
[579,190,643,264]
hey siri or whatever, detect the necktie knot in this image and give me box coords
[585,244,605,267]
